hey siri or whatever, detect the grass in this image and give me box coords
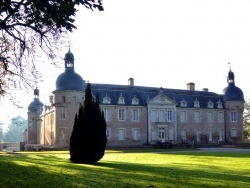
[0,149,249,188]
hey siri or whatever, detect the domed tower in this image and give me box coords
[27,88,44,144]
[52,49,86,147]
[55,49,86,91]
[222,68,244,142]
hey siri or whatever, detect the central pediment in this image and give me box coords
[148,94,176,105]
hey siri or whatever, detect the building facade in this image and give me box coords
[25,50,245,148]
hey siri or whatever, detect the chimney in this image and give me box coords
[128,78,134,86]
[186,83,195,91]
[49,95,53,104]
[202,88,209,92]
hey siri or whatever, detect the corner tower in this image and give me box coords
[52,49,86,147]
[27,88,43,144]
[222,68,244,142]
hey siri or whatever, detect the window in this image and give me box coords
[208,129,213,142]
[132,109,139,121]
[181,111,187,122]
[118,93,125,104]
[181,129,187,141]
[194,111,200,123]
[218,112,224,123]
[118,109,125,121]
[219,129,224,141]
[217,99,223,108]
[166,109,173,122]
[60,107,66,120]
[196,129,201,142]
[106,129,110,138]
[231,129,237,137]
[151,110,157,122]
[118,129,125,140]
[62,96,66,103]
[103,108,111,121]
[132,128,139,140]
[59,128,66,139]
[169,127,174,141]
[231,111,237,122]
[103,94,111,104]
[194,98,200,108]
[159,110,165,122]
[131,95,139,105]
[207,111,213,123]
[180,99,187,107]
[207,99,214,108]
[158,128,165,141]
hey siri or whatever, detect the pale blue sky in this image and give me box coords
[1,0,250,129]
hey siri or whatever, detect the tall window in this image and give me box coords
[218,112,224,123]
[208,129,213,142]
[181,111,187,122]
[158,128,165,141]
[231,129,237,137]
[231,111,237,122]
[103,108,111,121]
[62,96,66,103]
[219,129,224,141]
[207,111,213,123]
[60,107,66,120]
[194,111,200,123]
[159,110,165,122]
[166,109,173,122]
[118,129,125,140]
[181,129,187,141]
[151,110,157,122]
[59,128,66,139]
[118,109,125,121]
[196,129,201,142]
[132,109,139,122]
[132,128,139,140]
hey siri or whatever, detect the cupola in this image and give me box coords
[222,69,244,102]
[55,49,85,91]
[28,87,44,113]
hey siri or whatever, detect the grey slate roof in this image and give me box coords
[90,83,224,109]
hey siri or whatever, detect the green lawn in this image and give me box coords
[0,149,249,188]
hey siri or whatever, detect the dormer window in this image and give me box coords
[217,99,223,109]
[131,95,139,105]
[194,98,200,108]
[118,93,125,104]
[207,99,214,108]
[103,94,111,104]
[180,99,187,107]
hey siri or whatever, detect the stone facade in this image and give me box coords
[25,50,245,148]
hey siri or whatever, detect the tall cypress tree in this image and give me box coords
[70,83,107,163]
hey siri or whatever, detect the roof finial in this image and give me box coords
[228,62,231,70]
[68,41,71,52]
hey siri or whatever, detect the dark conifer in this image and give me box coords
[70,83,107,163]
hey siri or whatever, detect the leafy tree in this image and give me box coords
[0,0,103,97]
[70,83,107,163]
[3,116,27,142]
[243,99,250,138]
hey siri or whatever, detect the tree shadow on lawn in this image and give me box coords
[0,152,250,188]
